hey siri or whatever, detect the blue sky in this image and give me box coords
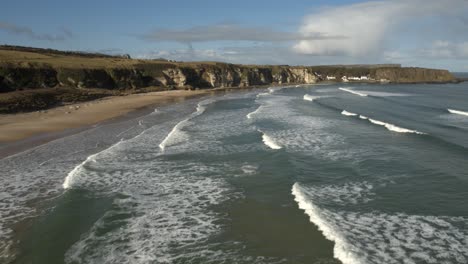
[1,0,468,71]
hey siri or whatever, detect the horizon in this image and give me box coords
[1,0,468,71]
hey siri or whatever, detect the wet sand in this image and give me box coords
[0,89,212,157]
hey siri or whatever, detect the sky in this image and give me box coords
[1,0,468,71]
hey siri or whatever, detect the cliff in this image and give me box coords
[0,46,458,112]
[0,62,319,93]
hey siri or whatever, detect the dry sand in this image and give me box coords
[0,89,211,143]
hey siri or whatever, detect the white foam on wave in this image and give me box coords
[240,164,258,175]
[268,87,286,94]
[342,111,426,135]
[303,94,316,101]
[65,99,214,190]
[292,183,363,264]
[341,110,358,117]
[159,100,212,151]
[368,118,426,134]
[252,92,360,160]
[62,140,126,189]
[292,182,468,264]
[339,87,368,97]
[246,106,263,119]
[158,119,189,151]
[448,108,468,117]
[260,131,282,150]
[64,161,238,263]
[360,91,411,97]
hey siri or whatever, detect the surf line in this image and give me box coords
[339,87,368,97]
[159,100,212,152]
[448,108,468,117]
[341,110,426,135]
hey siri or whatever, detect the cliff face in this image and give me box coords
[0,64,322,93]
[0,63,459,93]
[373,67,455,83]
[0,46,458,93]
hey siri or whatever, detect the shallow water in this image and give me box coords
[1,83,468,264]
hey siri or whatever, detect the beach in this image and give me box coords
[0,90,212,143]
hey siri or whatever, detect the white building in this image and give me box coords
[326,76,336,80]
[342,76,349,82]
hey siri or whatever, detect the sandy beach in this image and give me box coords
[0,89,211,144]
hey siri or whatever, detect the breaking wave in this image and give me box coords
[341,110,357,117]
[260,130,282,150]
[65,161,235,263]
[367,118,426,134]
[292,182,468,264]
[339,88,368,97]
[342,110,426,135]
[159,100,213,151]
[246,106,263,119]
[448,108,468,117]
[303,94,316,101]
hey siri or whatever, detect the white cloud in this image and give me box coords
[293,0,468,57]
[142,23,341,43]
[135,0,468,70]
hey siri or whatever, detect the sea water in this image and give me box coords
[1,83,468,264]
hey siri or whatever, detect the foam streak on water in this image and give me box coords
[303,94,316,101]
[246,106,263,119]
[159,100,213,151]
[341,110,426,135]
[339,88,368,97]
[367,118,426,135]
[341,110,358,117]
[448,108,468,117]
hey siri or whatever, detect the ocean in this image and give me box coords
[1,82,468,264]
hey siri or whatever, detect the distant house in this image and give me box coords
[326,75,336,80]
[348,76,361,81]
[342,76,349,82]
[360,76,369,80]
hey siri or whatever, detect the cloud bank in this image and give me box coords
[293,0,468,57]
[142,23,342,43]
[0,22,72,42]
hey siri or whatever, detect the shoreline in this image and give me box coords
[1,79,459,158]
[0,84,284,158]
[0,89,213,158]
